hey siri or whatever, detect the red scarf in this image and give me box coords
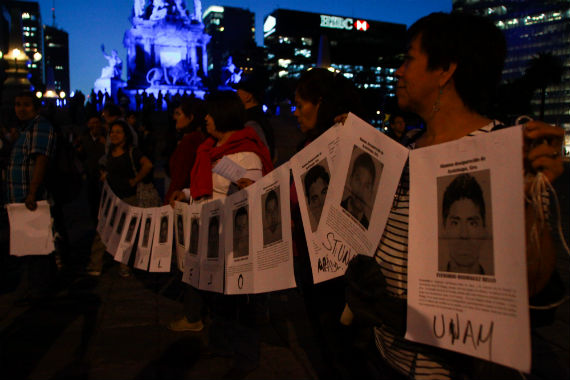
[190,126,273,199]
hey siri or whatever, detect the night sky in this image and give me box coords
[35,0,451,94]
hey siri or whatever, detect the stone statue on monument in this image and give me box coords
[134,0,146,18]
[221,56,243,86]
[193,0,202,21]
[100,44,122,79]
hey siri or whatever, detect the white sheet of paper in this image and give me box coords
[134,209,156,270]
[106,200,129,257]
[7,201,54,256]
[406,126,530,372]
[149,205,174,272]
[182,203,202,288]
[213,155,247,183]
[97,186,116,236]
[249,163,296,294]
[174,201,190,272]
[315,113,409,283]
[290,124,342,284]
[101,196,120,246]
[115,206,143,265]
[224,189,254,295]
[198,199,225,293]
[98,182,111,222]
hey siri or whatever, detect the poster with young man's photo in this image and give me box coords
[290,124,342,285]
[315,113,409,283]
[114,206,143,265]
[134,209,156,271]
[101,195,121,246]
[224,189,254,295]
[173,201,190,272]
[198,199,225,293]
[149,205,174,272]
[106,200,130,257]
[182,202,202,288]
[406,126,529,372]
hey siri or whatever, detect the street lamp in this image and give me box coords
[33,52,42,62]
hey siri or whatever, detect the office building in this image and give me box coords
[453,0,570,137]
[263,9,406,126]
[44,25,69,95]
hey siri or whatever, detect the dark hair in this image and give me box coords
[296,68,361,138]
[442,173,486,226]
[15,91,41,110]
[178,97,207,132]
[234,207,248,224]
[102,103,123,117]
[407,12,506,114]
[304,164,330,200]
[265,189,278,209]
[351,153,376,183]
[108,120,134,151]
[205,91,245,133]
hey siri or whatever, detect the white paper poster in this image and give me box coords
[213,155,247,182]
[315,114,409,283]
[290,124,341,284]
[114,206,143,265]
[224,189,254,294]
[98,182,111,222]
[149,205,174,272]
[7,201,54,256]
[97,187,116,236]
[101,195,120,246]
[134,209,156,270]
[106,200,129,256]
[173,201,190,272]
[198,199,225,293]
[182,203,202,288]
[248,163,296,294]
[406,126,530,372]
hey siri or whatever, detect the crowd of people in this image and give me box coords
[0,11,566,380]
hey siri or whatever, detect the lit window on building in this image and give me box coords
[22,12,30,19]
[278,59,292,68]
[294,48,311,58]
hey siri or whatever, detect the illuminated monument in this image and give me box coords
[95,0,210,98]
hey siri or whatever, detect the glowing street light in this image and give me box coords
[35,91,43,98]
[33,52,42,62]
[59,91,66,99]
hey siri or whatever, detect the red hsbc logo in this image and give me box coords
[356,20,369,31]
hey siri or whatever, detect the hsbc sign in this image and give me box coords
[320,14,369,31]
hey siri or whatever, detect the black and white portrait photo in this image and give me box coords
[207,216,220,259]
[189,218,199,255]
[103,198,112,218]
[340,146,382,229]
[125,216,137,242]
[176,214,185,246]
[302,160,330,232]
[159,215,169,244]
[437,170,494,275]
[109,205,118,228]
[262,188,282,246]
[233,206,249,258]
[116,212,126,235]
[142,217,152,248]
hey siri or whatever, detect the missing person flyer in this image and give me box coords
[406,126,529,372]
[174,201,190,272]
[106,199,130,257]
[134,208,156,271]
[248,163,296,294]
[224,188,254,295]
[101,195,120,246]
[290,124,342,284]
[198,199,225,293]
[149,205,174,273]
[315,113,409,283]
[182,202,202,288]
[114,206,143,265]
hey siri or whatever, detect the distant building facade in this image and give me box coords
[202,5,263,86]
[453,0,570,135]
[263,9,406,126]
[44,25,70,95]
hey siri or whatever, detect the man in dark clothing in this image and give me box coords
[235,75,276,161]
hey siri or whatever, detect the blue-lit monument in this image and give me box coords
[95,0,210,99]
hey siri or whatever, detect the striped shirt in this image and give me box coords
[4,116,56,203]
[373,122,497,379]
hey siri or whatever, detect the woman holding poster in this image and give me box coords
[86,120,153,277]
[171,91,273,377]
[345,12,565,380]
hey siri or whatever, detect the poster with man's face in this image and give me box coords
[233,206,249,258]
[207,216,220,259]
[159,216,169,244]
[125,216,137,242]
[142,217,152,247]
[340,146,383,230]
[262,187,282,246]
[437,170,494,275]
[301,160,330,232]
[189,218,199,255]
[176,214,185,246]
